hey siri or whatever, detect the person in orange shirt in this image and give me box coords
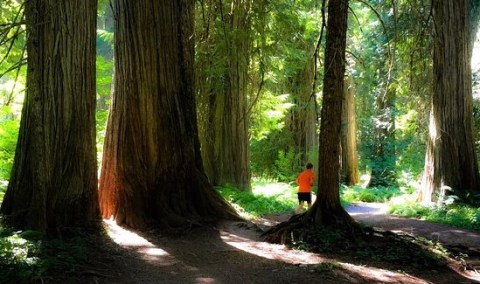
[295,162,315,214]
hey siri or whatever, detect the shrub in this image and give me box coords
[341,185,401,203]
[216,182,298,218]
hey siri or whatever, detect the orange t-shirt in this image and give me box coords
[296,169,315,193]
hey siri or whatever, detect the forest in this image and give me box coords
[1,0,480,283]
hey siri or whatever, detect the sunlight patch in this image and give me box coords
[103,219,172,263]
[195,277,216,283]
[219,228,444,283]
[220,231,322,263]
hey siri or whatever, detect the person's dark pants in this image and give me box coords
[297,192,312,204]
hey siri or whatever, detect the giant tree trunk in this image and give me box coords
[0,0,99,232]
[422,0,480,203]
[196,0,252,191]
[263,0,359,243]
[341,76,360,186]
[99,0,239,230]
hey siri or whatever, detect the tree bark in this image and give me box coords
[341,76,360,186]
[1,0,99,232]
[312,0,355,227]
[99,0,239,230]
[422,0,480,203]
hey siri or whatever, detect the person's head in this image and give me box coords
[306,162,313,169]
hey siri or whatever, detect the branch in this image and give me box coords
[5,45,27,106]
[354,0,387,35]
[0,58,27,81]
[310,0,327,121]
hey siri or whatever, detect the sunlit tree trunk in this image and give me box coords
[99,0,239,229]
[0,0,99,232]
[422,0,480,203]
[341,76,360,186]
[196,0,252,191]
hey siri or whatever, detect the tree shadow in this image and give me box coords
[96,219,475,284]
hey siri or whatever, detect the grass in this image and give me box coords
[389,197,480,231]
[218,181,480,232]
[341,185,402,203]
[216,182,300,218]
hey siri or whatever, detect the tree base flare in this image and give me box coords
[261,207,363,245]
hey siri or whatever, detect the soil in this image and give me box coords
[81,203,480,284]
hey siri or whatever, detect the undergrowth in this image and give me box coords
[389,199,480,231]
[0,222,96,284]
[341,185,402,203]
[216,182,299,218]
[290,226,447,269]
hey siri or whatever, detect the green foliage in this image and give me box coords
[389,200,480,231]
[0,1,26,83]
[96,56,113,101]
[216,182,297,218]
[96,110,109,165]
[292,227,345,252]
[341,185,402,203]
[250,130,291,179]
[0,223,91,283]
[274,148,302,182]
[0,106,19,185]
[313,261,342,274]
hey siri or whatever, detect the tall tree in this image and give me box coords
[341,76,360,185]
[0,0,99,232]
[99,0,239,229]
[422,0,480,203]
[196,0,252,191]
[263,0,359,242]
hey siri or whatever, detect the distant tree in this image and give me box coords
[99,0,239,229]
[1,0,99,232]
[195,0,252,191]
[422,0,480,203]
[286,54,318,168]
[263,0,359,243]
[341,76,359,186]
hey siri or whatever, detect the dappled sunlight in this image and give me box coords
[195,277,216,283]
[220,230,323,263]
[252,182,292,196]
[103,219,176,264]
[346,202,388,215]
[219,227,440,283]
[340,263,433,284]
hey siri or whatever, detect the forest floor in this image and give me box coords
[77,203,480,284]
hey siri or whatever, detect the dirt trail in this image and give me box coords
[93,204,480,284]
